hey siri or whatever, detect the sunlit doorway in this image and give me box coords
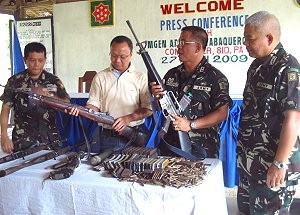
[0,13,14,155]
[0,13,14,110]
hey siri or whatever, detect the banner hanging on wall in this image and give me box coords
[16,17,55,74]
[53,0,300,96]
[90,0,114,27]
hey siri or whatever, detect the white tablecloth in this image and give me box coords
[69,92,89,99]
[0,152,228,215]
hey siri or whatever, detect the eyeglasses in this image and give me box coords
[177,40,199,46]
[110,53,131,60]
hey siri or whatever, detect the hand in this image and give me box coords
[170,113,191,132]
[266,164,287,188]
[112,116,131,133]
[149,81,164,100]
[1,135,14,154]
[67,107,79,116]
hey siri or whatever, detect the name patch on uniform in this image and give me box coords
[257,82,272,89]
[193,85,211,92]
[46,84,58,92]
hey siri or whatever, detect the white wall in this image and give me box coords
[0,14,14,110]
[53,0,300,97]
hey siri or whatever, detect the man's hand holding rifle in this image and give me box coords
[150,82,193,132]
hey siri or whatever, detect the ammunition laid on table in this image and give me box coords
[95,146,207,188]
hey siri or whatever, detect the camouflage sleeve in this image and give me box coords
[0,77,16,108]
[278,67,300,112]
[210,72,232,110]
[56,79,70,100]
[51,75,70,100]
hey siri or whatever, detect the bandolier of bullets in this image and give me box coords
[96,146,207,188]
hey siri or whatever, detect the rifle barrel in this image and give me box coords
[0,144,80,177]
[0,144,50,164]
[0,151,54,177]
[126,20,141,45]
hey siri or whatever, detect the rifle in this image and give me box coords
[28,93,149,147]
[0,143,56,164]
[0,143,83,177]
[126,20,193,154]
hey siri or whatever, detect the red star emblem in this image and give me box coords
[92,3,111,24]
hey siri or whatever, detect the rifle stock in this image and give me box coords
[29,94,148,147]
[126,20,192,154]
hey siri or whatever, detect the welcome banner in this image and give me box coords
[54,0,300,96]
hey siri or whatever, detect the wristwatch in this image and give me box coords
[273,160,288,169]
[190,120,197,130]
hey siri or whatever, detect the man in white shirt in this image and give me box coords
[70,36,152,153]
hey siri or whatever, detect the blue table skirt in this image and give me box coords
[57,97,242,188]
[220,99,242,187]
[56,97,98,147]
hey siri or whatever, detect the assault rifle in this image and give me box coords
[0,143,83,177]
[126,20,193,154]
[28,93,149,147]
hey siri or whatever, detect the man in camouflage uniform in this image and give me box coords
[151,26,232,158]
[0,42,70,153]
[237,11,300,214]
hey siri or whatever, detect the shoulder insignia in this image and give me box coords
[219,82,227,90]
[288,72,297,81]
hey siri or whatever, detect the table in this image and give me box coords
[0,152,228,215]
